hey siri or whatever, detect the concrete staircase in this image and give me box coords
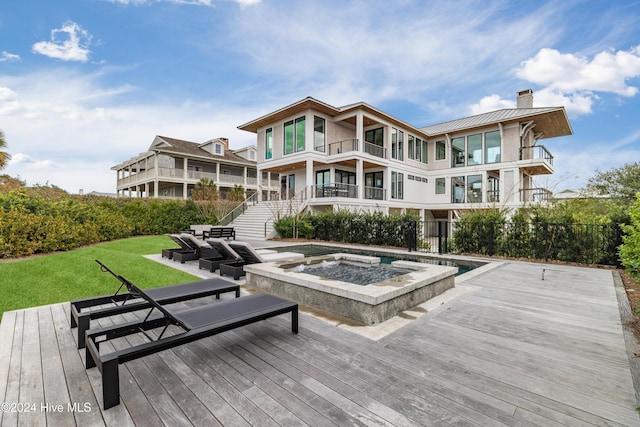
[228,200,286,240]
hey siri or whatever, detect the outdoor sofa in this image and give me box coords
[70,261,240,349]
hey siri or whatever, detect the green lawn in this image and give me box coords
[0,235,197,316]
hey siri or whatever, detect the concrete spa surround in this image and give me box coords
[243,253,458,325]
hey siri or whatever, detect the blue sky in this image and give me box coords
[1,0,639,194]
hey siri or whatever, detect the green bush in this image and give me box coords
[620,195,640,276]
[0,191,206,259]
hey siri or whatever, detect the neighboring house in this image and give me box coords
[112,136,276,199]
[237,89,573,221]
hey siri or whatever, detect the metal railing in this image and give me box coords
[327,139,358,155]
[521,187,552,203]
[313,183,358,198]
[217,191,259,226]
[363,141,386,159]
[520,144,553,166]
[364,186,386,200]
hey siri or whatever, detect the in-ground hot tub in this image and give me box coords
[244,253,458,325]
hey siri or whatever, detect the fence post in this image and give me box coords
[488,222,495,256]
[407,220,417,252]
[438,221,448,254]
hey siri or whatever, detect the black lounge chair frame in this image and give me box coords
[71,261,240,349]
[85,264,298,410]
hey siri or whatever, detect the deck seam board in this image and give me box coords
[17,308,45,426]
[0,310,22,427]
[231,322,519,427]
[0,311,17,415]
[292,314,628,426]
[261,318,592,427]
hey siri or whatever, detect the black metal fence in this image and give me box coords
[415,220,623,266]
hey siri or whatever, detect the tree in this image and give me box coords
[583,162,640,206]
[229,184,245,202]
[0,130,11,170]
[191,178,218,202]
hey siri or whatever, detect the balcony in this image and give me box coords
[521,187,552,203]
[364,186,386,200]
[327,139,358,155]
[519,145,554,175]
[314,183,358,198]
[363,141,386,159]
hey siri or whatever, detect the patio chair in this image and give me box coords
[70,261,240,349]
[161,234,193,259]
[85,266,298,410]
[199,238,243,272]
[219,241,304,280]
[172,233,220,263]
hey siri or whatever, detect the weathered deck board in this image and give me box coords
[1,259,639,426]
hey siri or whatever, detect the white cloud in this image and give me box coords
[517,46,640,96]
[102,0,259,6]
[469,95,516,115]
[32,21,92,62]
[0,51,20,62]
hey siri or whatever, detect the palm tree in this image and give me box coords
[191,177,218,202]
[229,184,246,202]
[0,130,11,170]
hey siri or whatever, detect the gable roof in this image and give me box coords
[421,107,572,138]
[151,136,256,166]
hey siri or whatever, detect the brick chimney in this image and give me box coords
[517,89,533,108]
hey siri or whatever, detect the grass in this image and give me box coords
[0,235,197,316]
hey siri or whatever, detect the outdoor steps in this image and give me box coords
[229,200,290,240]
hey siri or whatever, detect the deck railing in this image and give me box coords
[363,141,386,159]
[327,139,358,155]
[520,144,553,166]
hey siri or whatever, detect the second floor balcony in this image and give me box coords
[310,183,387,201]
[519,144,554,175]
[322,138,386,160]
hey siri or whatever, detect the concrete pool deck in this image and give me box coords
[1,242,639,425]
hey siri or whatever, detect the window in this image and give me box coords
[467,175,482,203]
[249,150,255,160]
[335,169,356,185]
[215,144,222,154]
[314,116,325,152]
[415,137,421,162]
[485,130,501,163]
[284,116,305,155]
[391,171,404,199]
[265,128,273,159]
[365,127,384,146]
[467,134,482,165]
[365,171,384,200]
[452,176,465,203]
[421,139,428,163]
[436,140,446,160]
[391,128,403,160]
[408,135,414,159]
[452,137,465,167]
[436,178,446,194]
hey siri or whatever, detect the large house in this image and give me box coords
[112,136,279,199]
[238,89,572,221]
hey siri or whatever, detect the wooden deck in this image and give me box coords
[1,260,639,426]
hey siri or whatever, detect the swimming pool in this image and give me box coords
[267,244,483,275]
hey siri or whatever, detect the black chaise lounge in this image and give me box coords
[85,262,298,410]
[199,238,243,272]
[161,234,197,260]
[219,241,304,280]
[70,261,240,349]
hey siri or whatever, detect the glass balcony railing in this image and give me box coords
[327,139,358,155]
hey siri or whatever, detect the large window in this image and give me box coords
[436,140,446,160]
[265,128,273,159]
[467,175,482,203]
[314,116,325,152]
[408,135,414,159]
[335,169,356,185]
[391,171,404,199]
[467,134,482,166]
[391,128,404,160]
[421,138,428,163]
[452,176,465,203]
[452,137,465,167]
[284,117,305,155]
[485,130,501,163]
[365,127,384,146]
[436,177,446,194]
[414,137,421,162]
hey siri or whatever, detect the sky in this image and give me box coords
[1,0,639,194]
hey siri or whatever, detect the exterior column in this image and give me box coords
[183,182,188,199]
[306,159,313,200]
[243,166,247,187]
[144,182,149,198]
[154,179,158,198]
[356,112,364,152]
[183,158,188,179]
[267,172,271,201]
[356,159,363,199]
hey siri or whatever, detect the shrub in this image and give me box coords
[621,195,640,276]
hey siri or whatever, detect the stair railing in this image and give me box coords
[217,192,259,226]
[264,187,309,237]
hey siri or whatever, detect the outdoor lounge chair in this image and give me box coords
[172,233,220,263]
[219,241,304,280]
[161,234,193,259]
[70,261,240,349]
[85,263,298,410]
[199,238,244,272]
